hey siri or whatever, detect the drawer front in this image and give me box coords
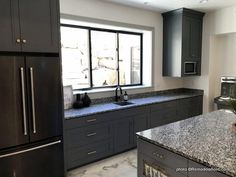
[150,100,177,112]
[188,160,229,177]
[65,113,111,129]
[138,139,187,174]
[66,123,111,148]
[150,107,176,128]
[138,152,187,177]
[67,140,112,169]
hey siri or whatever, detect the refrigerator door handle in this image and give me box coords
[0,140,61,159]
[20,67,27,136]
[30,67,37,134]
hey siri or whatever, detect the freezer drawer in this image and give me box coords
[0,140,64,177]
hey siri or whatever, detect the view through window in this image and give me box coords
[61,24,143,90]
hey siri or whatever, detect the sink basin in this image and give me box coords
[114,101,134,106]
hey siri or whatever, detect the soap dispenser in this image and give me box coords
[123,91,128,102]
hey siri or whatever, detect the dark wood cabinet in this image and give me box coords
[162,8,204,77]
[0,0,21,52]
[0,56,62,150]
[133,114,148,146]
[0,0,59,53]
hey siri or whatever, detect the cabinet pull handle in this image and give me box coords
[87,119,97,123]
[16,39,21,44]
[30,67,36,134]
[20,68,27,136]
[87,151,97,155]
[87,132,97,137]
[22,39,27,44]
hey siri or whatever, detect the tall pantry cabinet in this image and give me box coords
[0,0,64,177]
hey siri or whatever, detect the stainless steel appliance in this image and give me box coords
[184,62,197,75]
[214,76,236,110]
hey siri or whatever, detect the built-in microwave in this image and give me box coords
[184,62,197,75]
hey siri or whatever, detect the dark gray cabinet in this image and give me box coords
[150,101,177,128]
[113,117,133,153]
[150,96,202,128]
[0,0,59,53]
[65,95,203,170]
[162,8,204,77]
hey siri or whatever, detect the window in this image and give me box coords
[61,24,143,90]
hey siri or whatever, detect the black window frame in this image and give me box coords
[61,23,143,91]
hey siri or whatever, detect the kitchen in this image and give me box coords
[0,0,236,177]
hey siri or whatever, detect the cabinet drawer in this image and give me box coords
[150,100,177,111]
[188,160,229,177]
[150,108,176,127]
[138,139,187,174]
[138,151,187,177]
[65,113,111,129]
[66,123,111,148]
[67,140,112,169]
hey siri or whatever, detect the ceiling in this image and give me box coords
[99,0,236,12]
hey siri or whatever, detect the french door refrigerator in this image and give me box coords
[0,55,64,177]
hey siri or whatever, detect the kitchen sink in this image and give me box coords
[114,101,134,106]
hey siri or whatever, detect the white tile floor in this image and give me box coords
[68,150,137,177]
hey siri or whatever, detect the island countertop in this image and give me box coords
[137,110,236,177]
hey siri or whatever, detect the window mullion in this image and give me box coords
[117,32,120,86]
[88,30,93,88]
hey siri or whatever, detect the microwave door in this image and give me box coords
[184,62,197,75]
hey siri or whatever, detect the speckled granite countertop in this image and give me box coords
[137,110,236,177]
[64,91,203,119]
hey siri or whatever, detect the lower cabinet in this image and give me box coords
[65,95,203,170]
[113,117,133,153]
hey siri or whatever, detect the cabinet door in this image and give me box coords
[26,57,62,142]
[18,0,59,53]
[0,141,64,177]
[133,115,148,146]
[0,56,29,149]
[113,118,133,153]
[190,18,202,60]
[183,16,202,61]
[0,0,21,52]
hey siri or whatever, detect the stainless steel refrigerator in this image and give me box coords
[0,55,64,177]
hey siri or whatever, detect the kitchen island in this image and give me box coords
[137,110,236,177]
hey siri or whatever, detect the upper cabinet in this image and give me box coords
[162,8,205,77]
[0,0,60,53]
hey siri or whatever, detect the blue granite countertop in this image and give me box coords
[64,91,202,119]
[137,110,236,177]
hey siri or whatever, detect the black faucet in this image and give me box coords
[115,86,123,102]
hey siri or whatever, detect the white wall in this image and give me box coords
[60,0,184,99]
[184,6,236,113]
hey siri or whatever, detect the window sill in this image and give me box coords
[73,85,152,95]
